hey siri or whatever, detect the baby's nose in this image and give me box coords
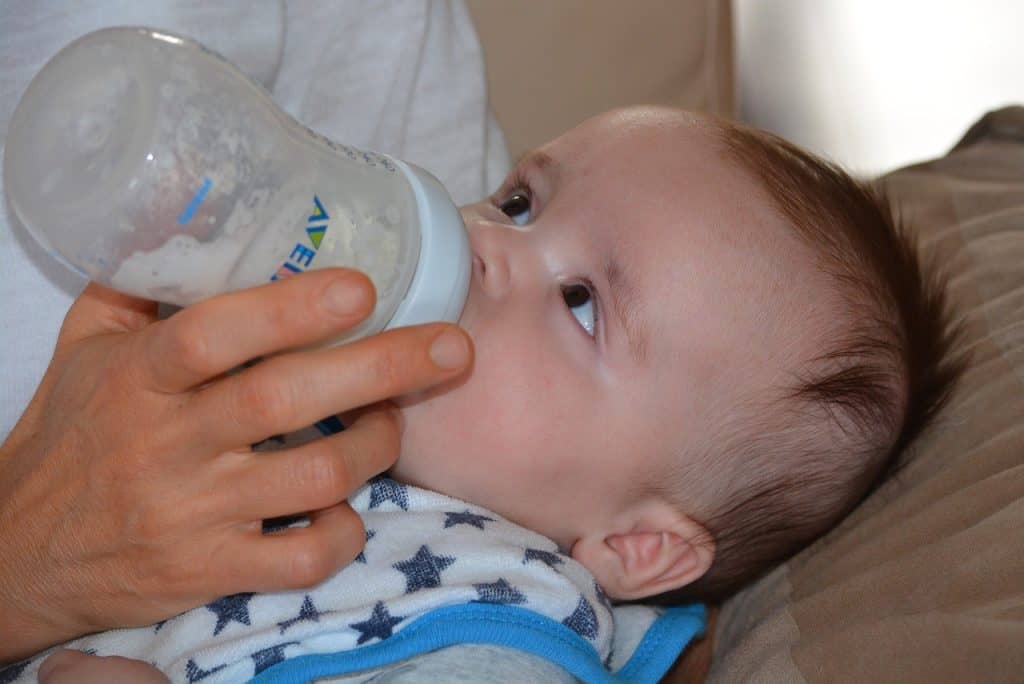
[467,223,512,298]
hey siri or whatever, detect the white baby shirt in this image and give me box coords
[2,476,705,684]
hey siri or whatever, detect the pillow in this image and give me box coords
[464,0,734,159]
[705,107,1024,682]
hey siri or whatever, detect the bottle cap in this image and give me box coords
[387,161,470,329]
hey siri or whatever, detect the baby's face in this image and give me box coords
[392,108,827,550]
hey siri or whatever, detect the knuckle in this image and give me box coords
[234,376,293,426]
[302,449,351,502]
[288,539,335,588]
[367,347,405,393]
[123,504,167,544]
[262,297,295,337]
[165,318,213,376]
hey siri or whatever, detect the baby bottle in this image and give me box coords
[4,27,470,343]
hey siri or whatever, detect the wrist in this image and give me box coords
[0,603,61,664]
[0,562,79,664]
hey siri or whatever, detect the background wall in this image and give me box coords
[466,0,733,160]
[734,0,1024,176]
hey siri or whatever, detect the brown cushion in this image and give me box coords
[705,107,1024,682]
[464,0,734,159]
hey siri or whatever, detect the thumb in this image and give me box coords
[57,282,160,347]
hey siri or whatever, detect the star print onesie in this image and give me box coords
[2,476,704,684]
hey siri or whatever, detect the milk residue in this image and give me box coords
[105,48,408,306]
[111,193,404,306]
[110,233,237,302]
[24,29,414,312]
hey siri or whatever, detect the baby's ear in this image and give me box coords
[570,506,714,601]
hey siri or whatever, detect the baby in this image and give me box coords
[25,107,962,683]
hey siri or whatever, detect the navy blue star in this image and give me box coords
[523,548,564,570]
[594,581,613,612]
[472,578,527,605]
[350,601,405,645]
[205,592,255,636]
[444,510,495,530]
[393,545,456,593]
[186,658,227,682]
[355,528,377,564]
[0,659,28,684]
[562,595,599,640]
[369,477,409,510]
[252,642,297,675]
[277,595,326,634]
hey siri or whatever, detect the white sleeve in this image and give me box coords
[270,0,509,206]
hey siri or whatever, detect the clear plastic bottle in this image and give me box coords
[4,27,470,344]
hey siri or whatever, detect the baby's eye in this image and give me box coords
[498,191,532,226]
[561,282,596,337]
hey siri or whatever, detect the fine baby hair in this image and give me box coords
[656,119,965,603]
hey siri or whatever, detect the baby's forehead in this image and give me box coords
[568,117,808,279]
[557,113,773,228]
[556,108,721,168]
[572,122,839,408]
[542,106,839,365]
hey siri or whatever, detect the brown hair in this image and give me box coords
[659,120,967,604]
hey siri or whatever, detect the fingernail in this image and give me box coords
[429,329,469,370]
[323,279,367,316]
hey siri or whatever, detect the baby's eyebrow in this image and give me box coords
[604,254,648,365]
[514,149,559,181]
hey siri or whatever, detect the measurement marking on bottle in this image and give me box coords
[177,177,213,225]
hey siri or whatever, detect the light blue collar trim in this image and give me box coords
[249,602,705,684]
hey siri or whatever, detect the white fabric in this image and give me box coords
[0,0,510,437]
[9,478,660,683]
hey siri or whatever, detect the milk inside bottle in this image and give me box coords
[3,27,470,343]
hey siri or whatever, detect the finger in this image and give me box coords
[135,268,375,393]
[219,502,366,593]
[38,650,169,684]
[57,282,159,348]
[189,322,471,449]
[338,398,394,428]
[38,649,90,683]
[228,406,400,521]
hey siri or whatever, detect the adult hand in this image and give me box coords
[0,268,472,663]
